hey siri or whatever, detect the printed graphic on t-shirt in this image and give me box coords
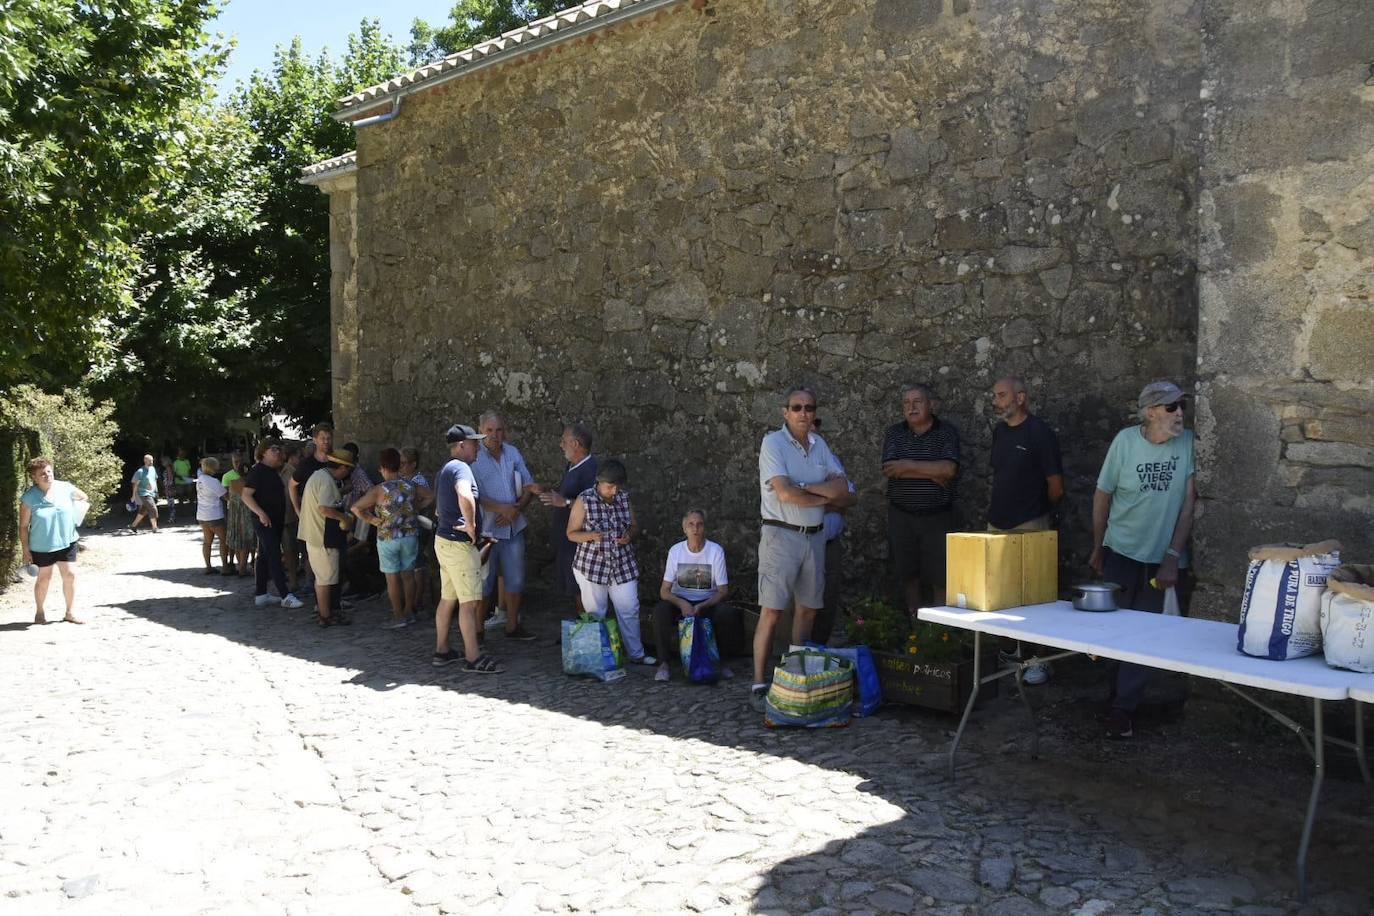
[675,563,714,591]
[1136,456,1180,493]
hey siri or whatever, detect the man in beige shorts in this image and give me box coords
[300,450,356,627]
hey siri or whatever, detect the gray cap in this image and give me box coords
[445,423,486,443]
[1138,380,1187,409]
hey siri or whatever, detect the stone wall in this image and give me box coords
[337,0,1212,607]
[1193,0,1374,613]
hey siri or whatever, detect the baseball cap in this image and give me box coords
[325,449,356,467]
[1138,380,1187,409]
[446,423,486,443]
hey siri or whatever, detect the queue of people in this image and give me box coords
[15,373,1196,739]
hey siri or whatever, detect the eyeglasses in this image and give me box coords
[1162,401,1185,413]
[787,404,817,413]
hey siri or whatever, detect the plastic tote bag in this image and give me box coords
[805,643,882,717]
[764,650,854,729]
[561,615,626,682]
[677,616,720,683]
[1237,540,1341,660]
[1321,565,1374,673]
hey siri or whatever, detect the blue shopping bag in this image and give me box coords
[678,616,720,683]
[562,615,627,682]
[806,643,881,717]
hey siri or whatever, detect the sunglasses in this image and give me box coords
[1162,401,1185,413]
[787,404,817,413]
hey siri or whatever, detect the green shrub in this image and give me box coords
[0,385,121,525]
[0,426,42,581]
[842,594,973,661]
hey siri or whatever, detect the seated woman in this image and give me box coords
[650,508,740,682]
[566,459,654,667]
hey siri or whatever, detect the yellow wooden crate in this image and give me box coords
[946,533,1024,611]
[1019,529,1059,605]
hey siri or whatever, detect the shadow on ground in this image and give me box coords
[112,563,1374,914]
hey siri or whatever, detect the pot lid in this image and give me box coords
[1073,581,1122,593]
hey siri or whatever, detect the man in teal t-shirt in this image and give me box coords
[129,454,161,533]
[1090,380,1198,739]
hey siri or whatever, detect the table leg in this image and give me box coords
[1014,663,1040,759]
[1356,700,1370,786]
[948,631,982,780]
[1296,698,1325,902]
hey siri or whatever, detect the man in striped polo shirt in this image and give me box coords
[882,383,961,615]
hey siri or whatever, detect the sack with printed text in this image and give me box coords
[764,650,853,728]
[561,615,626,682]
[805,643,882,717]
[1320,565,1374,673]
[1236,540,1341,660]
[678,615,720,683]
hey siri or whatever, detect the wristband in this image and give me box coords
[1165,548,1181,559]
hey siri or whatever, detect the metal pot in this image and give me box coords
[1072,581,1121,612]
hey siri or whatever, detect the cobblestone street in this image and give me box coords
[2,526,1372,915]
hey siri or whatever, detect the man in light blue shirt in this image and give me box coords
[1091,380,1199,739]
[751,386,855,710]
[473,410,538,641]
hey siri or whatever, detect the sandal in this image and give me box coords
[317,611,351,628]
[461,654,504,674]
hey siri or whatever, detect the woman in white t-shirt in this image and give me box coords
[196,456,230,575]
[649,508,741,682]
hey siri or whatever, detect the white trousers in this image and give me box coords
[572,569,648,661]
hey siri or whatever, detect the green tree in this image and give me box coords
[228,20,405,427]
[0,0,225,387]
[410,1,579,61]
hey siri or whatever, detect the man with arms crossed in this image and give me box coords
[473,410,538,641]
[751,386,855,711]
[882,383,959,615]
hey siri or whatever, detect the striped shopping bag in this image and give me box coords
[764,650,854,728]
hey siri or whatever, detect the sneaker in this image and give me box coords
[1105,708,1134,739]
[280,594,305,609]
[719,666,735,681]
[749,684,768,713]
[631,654,657,666]
[484,609,508,630]
[1023,662,1052,686]
[432,649,462,667]
[339,598,354,611]
[504,625,536,641]
[654,664,670,683]
[380,616,414,630]
[254,593,275,607]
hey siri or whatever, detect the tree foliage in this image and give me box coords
[410,1,580,62]
[0,385,122,519]
[0,0,225,387]
[89,18,407,444]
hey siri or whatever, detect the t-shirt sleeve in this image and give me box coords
[881,425,899,463]
[758,436,787,484]
[1037,423,1064,477]
[711,543,729,587]
[1096,431,1126,493]
[662,544,680,585]
[204,476,226,498]
[942,425,961,465]
[292,462,313,486]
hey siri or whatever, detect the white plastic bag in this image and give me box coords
[1162,587,1181,617]
[1236,540,1341,660]
[1320,565,1374,673]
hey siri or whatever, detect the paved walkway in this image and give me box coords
[2,526,1372,915]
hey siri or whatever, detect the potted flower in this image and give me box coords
[843,597,996,713]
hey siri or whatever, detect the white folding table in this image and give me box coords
[917,601,1371,899]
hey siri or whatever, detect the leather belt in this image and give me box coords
[762,519,823,535]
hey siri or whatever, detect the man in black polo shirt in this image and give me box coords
[988,376,1064,532]
[882,383,960,614]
